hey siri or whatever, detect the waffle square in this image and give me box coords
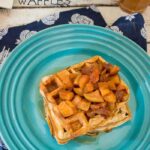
[40,56,131,144]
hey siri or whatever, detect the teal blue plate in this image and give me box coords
[0,24,150,150]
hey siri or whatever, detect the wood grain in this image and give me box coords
[13,0,119,7]
[0,6,149,43]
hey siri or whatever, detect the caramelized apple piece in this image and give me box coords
[58,101,76,117]
[59,90,74,101]
[57,70,73,89]
[117,83,126,91]
[99,74,109,82]
[79,99,91,111]
[78,75,89,89]
[107,80,116,90]
[98,82,111,96]
[110,66,120,75]
[74,74,81,85]
[73,88,83,96]
[104,92,116,103]
[93,83,99,90]
[104,63,113,72]
[72,95,90,111]
[100,88,111,96]
[97,61,103,73]
[72,95,82,104]
[98,82,108,88]
[84,90,104,102]
[66,101,76,111]
[101,69,107,75]
[110,75,120,85]
[84,82,94,93]
[90,64,100,83]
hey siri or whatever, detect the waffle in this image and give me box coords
[39,56,131,144]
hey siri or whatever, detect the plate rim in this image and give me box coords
[0,24,150,150]
[0,24,150,71]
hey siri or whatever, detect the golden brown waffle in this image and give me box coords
[39,56,131,144]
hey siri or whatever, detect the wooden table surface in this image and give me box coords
[0,0,150,54]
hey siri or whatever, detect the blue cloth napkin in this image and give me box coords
[0,6,147,150]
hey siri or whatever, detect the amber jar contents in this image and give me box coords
[119,0,150,13]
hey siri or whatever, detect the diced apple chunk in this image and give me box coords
[98,82,108,88]
[107,80,116,90]
[110,66,120,75]
[59,90,74,101]
[117,83,126,91]
[56,70,73,89]
[78,75,89,89]
[90,64,100,83]
[73,88,83,96]
[98,82,111,96]
[58,101,76,117]
[72,95,90,111]
[100,88,111,96]
[84,90,104,102]
[79,99,91,111]
[110,75,120,85]
[74,74,81,85]
[104,92,116,103]
[84,82,94,93]
[72,95,82,105]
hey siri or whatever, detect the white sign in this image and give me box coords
[17,0,71,6]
